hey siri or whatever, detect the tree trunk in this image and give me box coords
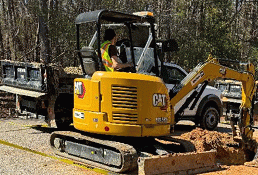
[0,22,4,59]
[39,0,51,64]
[35,22,40,62]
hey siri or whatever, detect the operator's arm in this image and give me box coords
[111,56,133,69]
[109,45,133,70]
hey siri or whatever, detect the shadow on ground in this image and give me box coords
[30,125,76,134]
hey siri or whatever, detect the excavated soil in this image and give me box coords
[63,66,83,75]
[179,128,247,165]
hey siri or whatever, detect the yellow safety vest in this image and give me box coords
[101,41,114,72]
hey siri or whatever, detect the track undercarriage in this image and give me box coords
[50,131,202,173]
[50,131,139,172]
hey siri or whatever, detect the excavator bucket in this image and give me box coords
[244,145,258,168]
[138,150,219,175]
[245,159,258,167]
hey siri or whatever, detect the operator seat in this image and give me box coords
[80,46,99,76]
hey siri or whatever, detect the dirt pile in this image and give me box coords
[180,128,246,165]
[63,66,83,75]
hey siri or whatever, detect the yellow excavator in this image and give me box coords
[50,10,258,174]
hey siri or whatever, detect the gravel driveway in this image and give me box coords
[0,118,102,175]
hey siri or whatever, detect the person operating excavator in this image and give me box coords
[101,29,133,72]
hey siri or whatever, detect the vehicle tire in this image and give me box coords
[54,95,73,130]
[200,106,219,130]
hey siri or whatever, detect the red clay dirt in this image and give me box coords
[179,127,258,175]
[179,128,247,165]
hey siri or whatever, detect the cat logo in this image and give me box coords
[153,94,166,107]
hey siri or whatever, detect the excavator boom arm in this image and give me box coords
[170,58,256,141]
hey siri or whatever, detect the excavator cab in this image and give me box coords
[75,10,175,77]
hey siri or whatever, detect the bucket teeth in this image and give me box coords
[245,145,258,167]
[244,159,258,167]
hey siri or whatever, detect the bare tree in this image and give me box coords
[39,0,51,64]
[0,23,4,59]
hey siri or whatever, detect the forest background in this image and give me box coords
[0,0,257,77]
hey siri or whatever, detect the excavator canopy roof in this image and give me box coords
[75,9,154,24]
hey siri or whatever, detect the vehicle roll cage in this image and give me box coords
[75,9,159,76]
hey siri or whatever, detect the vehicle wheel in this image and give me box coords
[54,95,73,130]
[200,106,219,130]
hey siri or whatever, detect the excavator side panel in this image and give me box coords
[74,79,100,112]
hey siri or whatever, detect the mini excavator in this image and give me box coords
[50,10,258,174]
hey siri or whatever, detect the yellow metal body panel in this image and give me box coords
[74,79,100,111]
[73,109,171,137]
[73,110,142,136]
[141,124,171,137]
[73,71,172,137]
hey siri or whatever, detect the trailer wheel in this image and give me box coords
[54,94,73,130]
[55,112,72,129]
[200,106,219,130]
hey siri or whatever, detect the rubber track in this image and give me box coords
[159,136,196,152]
[50,131,138,173]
